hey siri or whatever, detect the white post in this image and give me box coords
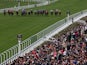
[14,48,16,55]
[6,52,8,60]
[8,51,10,63]
[72,17,74,23]
[13,49,15,56]
[26,42,28,48]
[67,14,69,19]
[1,55,3,64]
[17,34,22,56]
[19,42,21,55]
[30,39,31,45]
[14,48,17,60]
[27,39,31,52]
[24,42,26,49]
[66,10,70,22]
[21,44,23,50]
[28,0,29,5]
[3,54,5,62]
[0,55,1,64]
[67,13,70,22]
[5,52,8,64]
[18,0,21,7]
[28,40,30,46]
[27,41,28,47]
[15,47,18,58]
[11,49,13,62]
[25,42,27,48]
[48,0,49,5]
[37,34,39,40]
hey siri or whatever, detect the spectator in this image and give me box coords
[8,22,87,65]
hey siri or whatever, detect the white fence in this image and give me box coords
[0,0,58,13]
[0,9,87,65]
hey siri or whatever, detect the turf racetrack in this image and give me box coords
[0,0,87,53]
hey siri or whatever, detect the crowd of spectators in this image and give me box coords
[7,22,87,65]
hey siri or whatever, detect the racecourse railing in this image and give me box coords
[0,9,87,65]
[0,0,58,13]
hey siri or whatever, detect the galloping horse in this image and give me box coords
[21,9,27,16]
[8,9,14,15]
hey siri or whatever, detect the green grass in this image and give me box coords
[0,0,87,53]
[0,0,39,9]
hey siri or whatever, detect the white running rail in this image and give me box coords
[0,0,58,13]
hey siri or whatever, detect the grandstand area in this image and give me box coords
[0,0,87,64]
[7,21,87,65]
